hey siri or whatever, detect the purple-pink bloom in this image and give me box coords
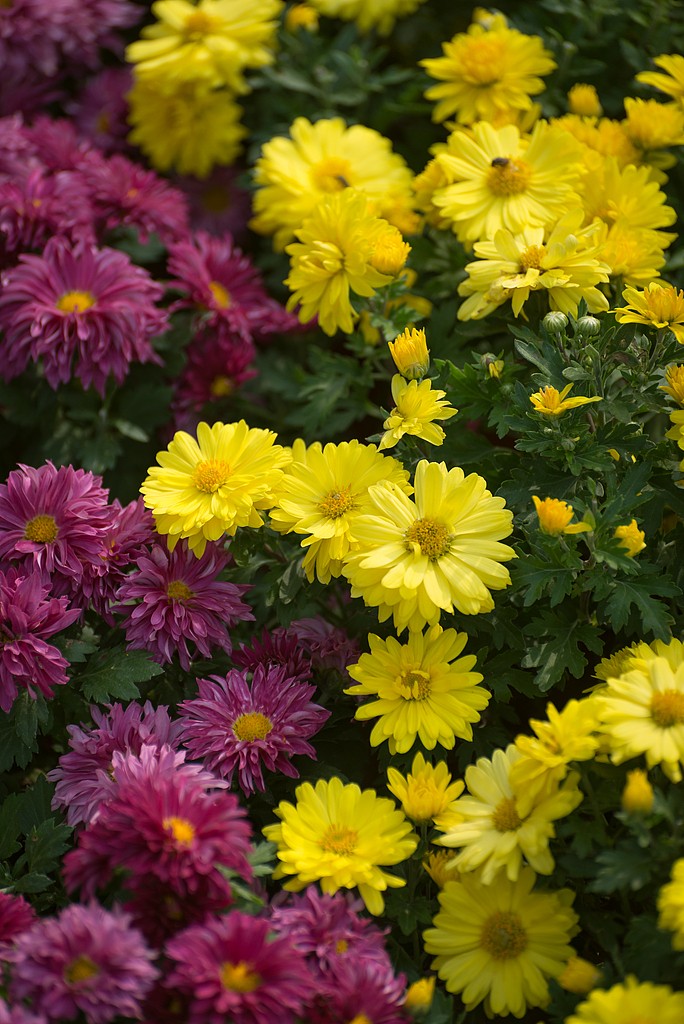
[22,117,96,173]
[10,901,158,1024]
[47,700,182,826]
[178,664,330,796]
[81,498,155,622]
[171,323,256,427]
[0,168,94,262]
[232,627,312,681]
[0,236,167,395]
[164,911,314,1024]
[0,999,47,1024]
[68,68,132,154]
[0,567,80,712]
[289,616,360,676]
[0,115,41,182]
[116,541,253,671]
[0,892,36,961]
[174,166,251,240]
[308,957,409,1024]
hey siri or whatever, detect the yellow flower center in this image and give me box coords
[210,375,234,398]
[209,280,231,308]
[319,487,354,519]
[520,244,546,270]
[637,286,684,324]
[166,580,194,602]
[651,690,684,728]
[232,711,273,741]
[348,1016,373,1024]
[220,961,261,993]
[56,290,96,313]
[460,36,506,84]
[398,669,432,701]
[312,156,352,192]
[486,157,532,196]
[405,518,452,560]
[193,458,231,492]
[163,816,196,847]
[336,938,349,953]
[96,111,110,134]
[202,184,231,213]
[64,954,99,986]
[183,10,216,38]
[480,911,528,960]
[492,797,523,832]
[369,230,411,276]
[321,825,358,855]
[23,514,58,543]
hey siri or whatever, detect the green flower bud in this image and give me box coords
[543,311,569,334]
[576,315,601,338]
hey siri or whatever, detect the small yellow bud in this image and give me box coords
[369,227,411,276]
[284,3,319,32]
[405,977,436,1016]
[388,327,430,379]
[558,956,602,994]
[614,519,646,557]
[532,496,592,536]
[481,353,504,378]
[567,83,603,118]
[423,850,460,888]
[622,768,654,814]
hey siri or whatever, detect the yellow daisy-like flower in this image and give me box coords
[251,116,415,250]
[637,53,684,103]
[580,157,676,244]
[345,625,489,753]
[306,0,428,35]
[269,439,411,584]
[284,191,408,336]
[596,655,684,782]
[512,700,600,793]
[457,211,610,321]
[529,383,601,416]
[667,409,684,450]
[658,858,684,949]
[127,76,246,178]
[378,375,457,451]
[387,752,465,827]
[613,519,646,557]
[623,97,684,155]
[621,768,654,814]
[532,496,592,537]
[565,976,684,1024]
[558,956,602,995]
[262,776,418,916]
[140,420,290,557]
[126,0,282,94]
[597,221,668,288]
[436,745,583,884]
[661,365,684,404]
[421,18,555,125]
[595,637,684,680]
[342,459,516,632]
[553,114,639,167]
[615,281,684,343]
[284,3,319,31]
[433,120,584,244]
[424,867,578,1018]
[567,83,602,117]
[423,850,461,888]
[388,326,430,380]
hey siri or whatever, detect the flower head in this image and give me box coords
[387,752,464,827]
[661,364,684,404]
[171,324,257,427]
[613,519,646,556]
[623,96,684,153]
[568,83,602,117]
[405,976,436,1015]
[565,976,684,1024]
[388,326,430,379]
[512,699,600,793]
[615,282,684,342]
[658,858,684,949]
[532,496,592,536]
[621,768,654,814]
[0,892,36,959]
[637,53,684,102]
[305,955,408,1024]
[307,0,428,35]
[263,776,417,915]
[82,498,155,623]
[529,382,601,416]
[557,956,602,994]
[69,67,133,153]
[379,375,457,450]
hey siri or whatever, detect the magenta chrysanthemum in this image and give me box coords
[22,117,96,173]
[116,541,253,670]
[0,115,41,181]
[68,68,132,153]
[0,892,36,960]
[10,901,158,1024]
[0,167,93,261]
[289,616,360,675]
[0,567,80,712]
[233,627,312,681]
[81,498,155,622]
[307,956,409,1024]
[0,999,47,1024]
[172,324,257,427]
[176,166,251,240]
[47,700,182,826]
[0,236,167,394]
[177,664,330,795]
[164,911,314,1024]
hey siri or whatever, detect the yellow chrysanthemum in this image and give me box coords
[284,191,408,336]
[658,858,684,949]
[623,97,684,155]
[596,221,668,288]
[596,655,684,781]
[424,867,578,1018]
[613,519,646,557]
[615,281,684,343]
[262,776,418,915]
[140,420,290,556]
[667,409,684,450]
[126,0,282,94]
[621,768,654,813]
[388,327,430,380]
[306,0,428,35]
[423,850,461,888]
[345,625,489,753]
[552,114,639,168]
[529,383,601,416]
[127,75,246,178]
[342,459,515,632]
[567,83,602,117]
[436,746,582,884]
[566,976,684,1024]
[404,976,436,1014]
[412,157,452,229]
[457,210,610,321]
[595,637,684,680]
[251,116,415,250]
[433,120,584,243]
[580,157,676,244]
[421,18,555,125]
[269,439,411,583]
[661,364,684,405]
[378,375,457,451]
[637,53,684,104]
[387,753,465,827]
[558,956,602,995]
[532,496,592,537]
[284,3,319,31]
[512,700,600,793]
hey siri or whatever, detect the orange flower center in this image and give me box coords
[319,487,354,519]
[336,938,349,953]
[232,712,273,742]
[210,375,234,398]
[398,669,432,701]
[163,816,196,847]
[312,156,352,192]
[520,244,546,270]
[183,10,215,38]
[480,911,528,960]
[220,961,261,993]
[321,825,358,855]
[56,290,96,313]
[405,518,452,560]
[651,690,684,728]
[492,797,523,832]
[23,514,58,543]
[209,280,231,309]
[64,954,99,986]
[193,458,230,492]
[166,580,194,603]
[486,157,532,196]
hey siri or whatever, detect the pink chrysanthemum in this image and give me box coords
[82,498,155,622]
[171,324,257,427]
[124,874,236,947]
[63,744,252,904]
[10,901,158,1023]
[289,616,361,676]
[0,461,112,600]
[116,541,253,670]
[0,892,36,960]
[0,167,94,261]
[175,166,251,240]
[0,59,60,119]
[0,567,80,712]
[233,627,312,681]
[0,236,167,395]
[0,115,41,182]
[307,956,409,1024]
[0,998,47,1024]
[164,911,314,1024]
[68,68,132,154]
[47,700,182,826]
[177,664,330,795]
[22,117,96,173]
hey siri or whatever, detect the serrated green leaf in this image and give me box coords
[603,573,680,640]
[78,648,163,703]
[22,820,72,876]
[522,612,603,691]
[587,844,654,893]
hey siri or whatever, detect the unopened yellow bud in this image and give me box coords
[481,353,504,378]
[558,956,602,994]
[284,3,319,32]
[405,977,436,1015]
[622,768,654,813]
[370,228,411,276]
[567,83,603,118]
[614,519,646,557]
[389,327,430,379]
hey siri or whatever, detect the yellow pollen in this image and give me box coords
[64,954,100,985]
[56,290,96,313]
[405,518,452,560]
[460,36,506,84]
[163,816,196,847]
[210,375,233,398]
[220,961,261,993]
[166,580,194,602]
[651,690,684,728]
[486,157,532,196]
[192,458,230,493]
[321,825,358,855]
[125,187,139,200]
[319,487,354,519]
[520,244,546,270]
[348,1016,372,1024]
[23,514,58,544]
[312,156,353,192]
[209,280,231,309]
[480,911,528,960]
[335,938,349,953]
[492,797,523,832]
[398,669,432,701]
[184,10,215,38]
[232,711,273,742]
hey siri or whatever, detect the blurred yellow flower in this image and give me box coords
[532,496,592,536]
[623,97,684,153]
[405,976,436,1015]
[597,221,668,288]
[423,850,460,888]
[530,383,601,416]
[558,956,602,994]
[615,282,684,343]
[567,83,602,117]
[388,327,430,379]
[637,53,684,103]
[621,768,654,813]
[284,2,319,31]
[658,858,684,949]
[566,977,684,1024]
[614,519,646,556]
[661,365,684,404]
[387,752,464,827]
[307,0,428,35]
[513,699,600,794]
[552,114,639,167]
[379,375,457,451]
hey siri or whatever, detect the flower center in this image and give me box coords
[321,825,358,855]
[220,961,261,993]
[398,669,432,701]
[336,938,349,953]
[184,10,215,38]
[64,954,99,986]
[166,580,194,603]
[312,156,352,192]
[163,815,196,847]
[232,711,273,741]
[492,797,523,832]
[405,518,452,560]
[460,36,506,84]
[520,244,546,270]
[319,487,354,519]
[348,1016,373,1024]
[56,290,95,313]
[209,280,231,308]
[651,690,684,728]
[96,111,110,133]
[480,911,528,960]
[210,375,234,398]
[202,184,231,213]
[193,458,231,492]
[23,513,58,543]
[486,157,532,196]
[641,288,684,323]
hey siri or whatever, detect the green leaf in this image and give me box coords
[0,693,48,771]
[588,844,654,893]
[513,553,581,607]
[78,648,164,703]
[21,820,72,876]
[603,572,680,640]
[522,611,603,691]
[0,798,20,860]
